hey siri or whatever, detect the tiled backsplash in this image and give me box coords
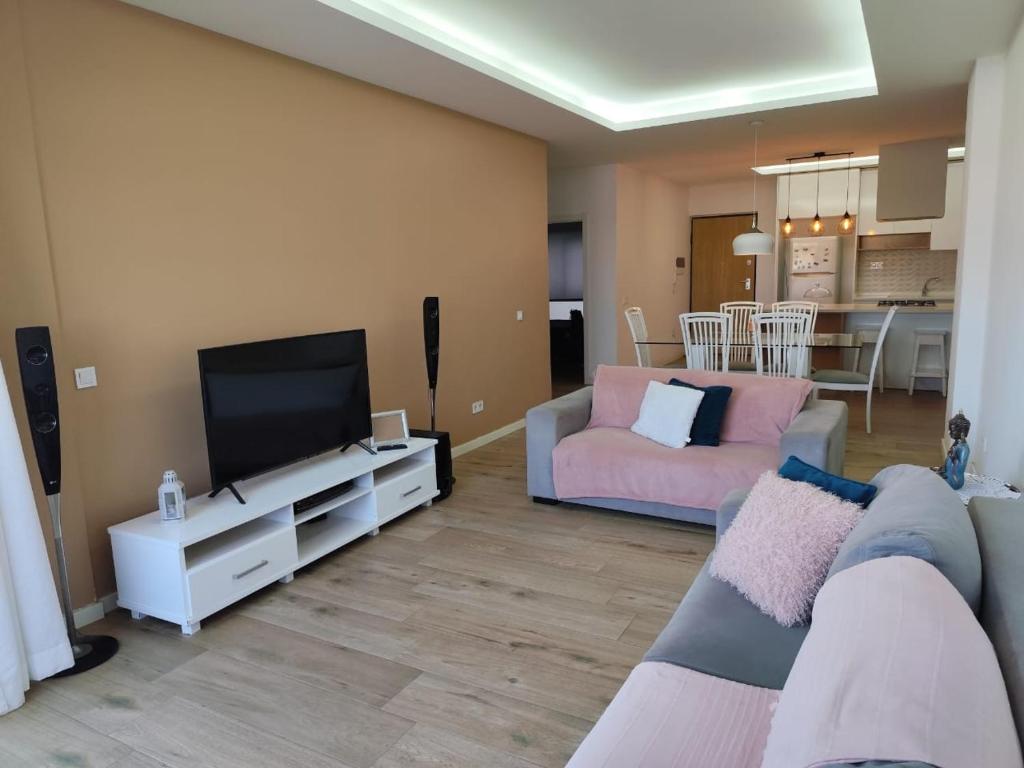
[855,249,957,298]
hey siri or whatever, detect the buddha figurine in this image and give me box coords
[940,411,971,490]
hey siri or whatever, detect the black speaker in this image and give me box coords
[409,429,454,501]
[423,297,439,391]
[14,326,61,496]
[14,326,119,676]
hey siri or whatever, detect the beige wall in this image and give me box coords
[2,0,550,603]
[616,166,690,366]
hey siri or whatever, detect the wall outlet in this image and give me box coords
[471,400,484,414]
[869,261,884,270]
[74,366,97,389]
[516,309,524,321]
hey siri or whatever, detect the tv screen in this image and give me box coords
[198,329,372,491]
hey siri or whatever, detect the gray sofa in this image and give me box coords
[638,466,1024,767]
[526,385,848,526]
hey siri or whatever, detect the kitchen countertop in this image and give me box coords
[818,302,955,314]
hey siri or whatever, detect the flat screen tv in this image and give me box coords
[198,329,372,500]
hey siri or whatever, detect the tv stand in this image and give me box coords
[208,482,246,505]
[108,437,439,635]
[342,439,377,456]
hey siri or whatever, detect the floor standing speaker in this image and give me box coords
[414,297,453,499]
[15,326,118,676]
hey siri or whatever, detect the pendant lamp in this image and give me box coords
[782,158,793,235]
[810,153,824,233]
[839,152,854,232]
[733,121,774,256]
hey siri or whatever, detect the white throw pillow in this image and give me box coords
[630,380,704,449]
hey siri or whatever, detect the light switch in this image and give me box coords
[74,366,97,389]
[516,310,524,321]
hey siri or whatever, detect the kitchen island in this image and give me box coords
[814,302,953,392]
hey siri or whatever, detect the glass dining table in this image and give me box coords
[636,333,863,367]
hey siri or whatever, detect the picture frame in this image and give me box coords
[370,409,410,447]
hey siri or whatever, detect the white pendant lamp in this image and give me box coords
[733,120,774,256]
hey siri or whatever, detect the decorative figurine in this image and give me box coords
[939,411,971,490]
[158,469,187,521]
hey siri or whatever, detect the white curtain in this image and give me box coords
[0,359,72,715]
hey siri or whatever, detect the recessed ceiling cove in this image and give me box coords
[317,0,878,130]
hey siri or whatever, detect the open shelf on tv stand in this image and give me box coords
[107,437,439,635]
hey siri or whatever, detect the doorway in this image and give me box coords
[690,214,757,312]
[548,221,585,398]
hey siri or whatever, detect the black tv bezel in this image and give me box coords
[197,328,372,494]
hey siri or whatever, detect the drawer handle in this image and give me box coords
[233,559,270,580]
[401,485,423,498]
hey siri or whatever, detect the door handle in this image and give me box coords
[743,278,752,291]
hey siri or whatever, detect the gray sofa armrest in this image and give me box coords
[779,399,847,475]
[716,488,751,544]
[526,387,593,499]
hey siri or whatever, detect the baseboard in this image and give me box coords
[73,592,118,629]
[452,418,525,458]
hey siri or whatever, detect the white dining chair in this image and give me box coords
[752,312,811,378]
[720,301,763,372]
[772,301,819,337]
[811,307,897,434]
[680,312,732,372]
[773,301,818,375]
[624,307,651,367]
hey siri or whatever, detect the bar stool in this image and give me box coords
[852,326,885,392]
[908,329,948,396]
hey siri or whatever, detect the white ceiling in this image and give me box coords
[125,0,1023,183]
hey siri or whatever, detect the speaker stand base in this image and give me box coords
[53,634,119,678]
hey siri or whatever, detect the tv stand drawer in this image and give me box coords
[186,526,296,620]
[375,462,437,523]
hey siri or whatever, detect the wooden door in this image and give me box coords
[690,215,757,312]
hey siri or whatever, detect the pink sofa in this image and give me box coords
[526,366,847,525]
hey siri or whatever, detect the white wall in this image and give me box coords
[549,165,618,380]
[951,17,1024,484]
[688,176,779,305]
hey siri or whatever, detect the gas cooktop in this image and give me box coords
[877,299,937,307]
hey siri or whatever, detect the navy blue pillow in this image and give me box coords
[778,455,878,507]
[668,378,732,447]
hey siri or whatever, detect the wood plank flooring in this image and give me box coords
[1,389,946,768]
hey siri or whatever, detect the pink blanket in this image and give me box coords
[587,365,812,445]
[566,662,778,768]
[762,556,1023,768]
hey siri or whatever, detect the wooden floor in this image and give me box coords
[0,390,946,768]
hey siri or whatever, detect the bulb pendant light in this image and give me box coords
[810,152,823,235]
[733,121,774,256]
[811,214,823,234]
[839,151,853,233]
[782,159,793,235]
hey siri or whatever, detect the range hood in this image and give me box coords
[877,139,948,221]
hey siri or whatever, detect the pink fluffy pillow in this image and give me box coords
[711,472,865,626]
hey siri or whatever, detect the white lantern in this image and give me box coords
[158,470,187,522]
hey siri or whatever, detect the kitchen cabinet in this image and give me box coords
[777,168,859,219]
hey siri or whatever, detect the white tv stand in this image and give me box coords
[108,438,438,635]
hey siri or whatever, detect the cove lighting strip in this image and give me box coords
[316,0,878,131]
[754,147,966,175]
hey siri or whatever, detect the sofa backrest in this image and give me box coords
[970,497,1024,741]
[588,365,813,445]
[828,464,982,613]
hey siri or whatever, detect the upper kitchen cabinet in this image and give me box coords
[857,165,963,245]
[929,162,963,250]
[777,169,860,219]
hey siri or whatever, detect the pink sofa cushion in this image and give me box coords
[553,427,778,511]
[589,365,812,445]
